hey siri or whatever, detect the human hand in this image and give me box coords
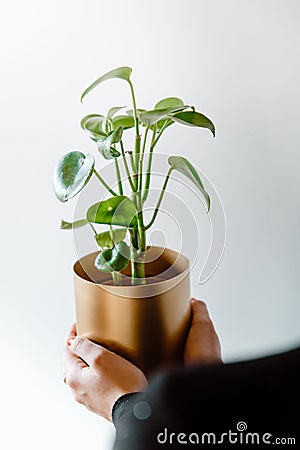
[62,324,148,422]
[184,298,222,366]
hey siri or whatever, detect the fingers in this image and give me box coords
[69,336,107,368]
[184,298,222,366]
[67,323,77,342]
[62,324,86,384]
[190,298,211,322]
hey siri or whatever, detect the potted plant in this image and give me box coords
[53,66,215,376]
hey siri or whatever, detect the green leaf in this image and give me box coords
[94,250,113,272]
[139,105,189,125]
[112,115,135,130]
[168,156,210,211]
[107,106,126,119]
[60,219,88,229]
[80,114,106,137]
[87,196,137,227]
[95,241,130,272]
[154,97,184,110]
[81,66,132,102]
[97,126,123,159]
[95,228,127,249]
[126,109,146,119]
[53,151,95,203]
[169,111,215,136]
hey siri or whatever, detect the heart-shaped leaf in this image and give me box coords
[60,218,88,229]
[169,111,215,136]
[80,114,106,138]
[168,156,210,211]
[95,241,130,272]
[139,105,189,125]
[53,151,95,203]
[81,66,132,102]
[95,228,127,249]
[112,115,135,130]
[154,97,184,110]
[97,126,123,159]
[87,196,137,227]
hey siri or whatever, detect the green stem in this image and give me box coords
[120,141,135,191]
[112,271,122,285]
[144,168,172,230]
[128,80,141,170]
[142,120,172,203]
[141,125,150,162]
[137,125,150,194]
[128,80,139,137]
[109,225,122,286]
[114,158,123,195]
[89,222,97,235]
[129,151,137,174]
[127,79,146,284]
[93,169,117,196]
[152,119,171,147]
[142,125,156,203]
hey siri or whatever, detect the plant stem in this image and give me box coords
[89,222,97,235]
[127,79,146,284]
[128,80,141,171]
[112,271,122,285]
[141,125,150,161]
[120,141,135,191]
[109,225,122,286]
[129,151,137,175]
[142,125,156,203]
[93,169,117,196]
[152,119,171,147]
[144,168,172,230]
[114,158,123,195]
[142,120,172,203]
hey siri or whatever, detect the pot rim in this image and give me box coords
[73,246,190,291]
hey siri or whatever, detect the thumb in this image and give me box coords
[70,336,107,367]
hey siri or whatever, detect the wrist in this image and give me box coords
[111,392,143,426]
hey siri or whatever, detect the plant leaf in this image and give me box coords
[139,105,189,125]
[81,66,132,102]
[60,219,88,229]
[80,114,107,137]
[94,250,113,272]
[168,156,210,211]
[95,241,130,272]
[112,115,135,130]
[95,228,127,248]
[107,106,126,120]
[154,97,184,110]
[53,151,95,203]
[97,126,123,159]
[169,111,215,136]
[126,108,146,118]
[87,196,137,227]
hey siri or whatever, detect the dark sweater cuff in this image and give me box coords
[112,392,143,428]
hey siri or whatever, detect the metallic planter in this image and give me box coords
[73,246,191,376]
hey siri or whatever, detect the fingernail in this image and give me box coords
[67,338,75,347]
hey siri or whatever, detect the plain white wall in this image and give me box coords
[1,1,299,449]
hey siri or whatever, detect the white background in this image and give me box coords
[0,1,299,449]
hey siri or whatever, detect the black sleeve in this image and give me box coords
[112,346,300,450]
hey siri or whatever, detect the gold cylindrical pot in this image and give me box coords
[73,246,191,376]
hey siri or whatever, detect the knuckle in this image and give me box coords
[72,336,87,354]
[91,348,106,366]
